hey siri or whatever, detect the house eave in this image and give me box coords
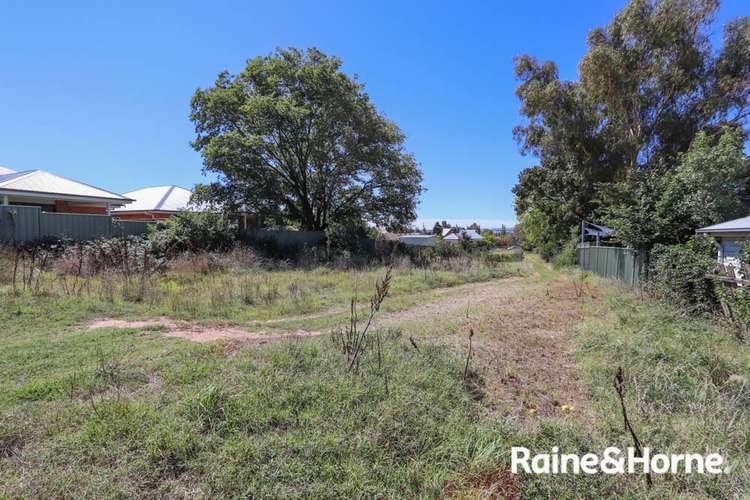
[697,229,750,236]
[113,209,180,214]
[0,189,133,206]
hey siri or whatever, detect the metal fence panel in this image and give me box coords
[0,206,41,243]
[239,229,326,249]
[577,245,645,287]
[0,208,151,244]
[40,212,112,241]
[112,220,151,237]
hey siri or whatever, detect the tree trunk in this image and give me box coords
[300,210,325,231]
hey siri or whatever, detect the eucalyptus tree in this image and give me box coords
[512,0,750,254]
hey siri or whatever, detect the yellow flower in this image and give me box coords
[527,408,537,417]
[561,404,574,414]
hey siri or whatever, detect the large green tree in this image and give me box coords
[603,126,750,251]
[190,47,423,231]
[512,0,750,255]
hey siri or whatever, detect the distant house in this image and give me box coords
[113,185,261,230]
[444,229,484,243]
[113,185,194,221]
[697,216,750,267]
[399,234,437,247]
[0,166,132,214]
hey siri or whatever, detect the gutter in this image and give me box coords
[0,189,134,205]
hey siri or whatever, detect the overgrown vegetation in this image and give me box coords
[0,238,523,327]
[647,236,718,314]
[2,257,747,497]
[149,211,236,254]
[0,302,486,496]
[575,279,750,498]
[0,248,523,497]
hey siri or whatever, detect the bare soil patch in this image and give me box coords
[86,317,324,344]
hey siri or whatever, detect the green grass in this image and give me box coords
[571,280,750,497]
[1,257,749,497]
[0,256,528,497]
[2,258,525,327]
[0,295,492,497]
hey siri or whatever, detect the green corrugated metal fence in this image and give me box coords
[0,206,40,242]
[0,206,151,244]
[40,212,113,240]
[576,245,646,286]
[239,229,326,249]
[113,219,151,237]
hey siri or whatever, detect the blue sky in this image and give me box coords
[1,1,746,228]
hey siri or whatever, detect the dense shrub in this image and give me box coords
[459,237,492,253]
[551,231,578,269]
[484,249,524,265]
[240,232,302,261]
[648,236,717,314]
[324,220,379,255]
[434,240,467,259]
[714,285,750,339]
[149,211,236,254]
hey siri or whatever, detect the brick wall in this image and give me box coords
[54,201,108,215]
[114,211,173,221]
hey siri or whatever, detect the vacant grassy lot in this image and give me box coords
[1,253,748,497]
[1,246,524,328]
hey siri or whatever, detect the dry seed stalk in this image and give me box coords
[614,366,652,489]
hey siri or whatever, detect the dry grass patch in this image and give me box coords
[472,278,597,425]
[389,269,601,428]
[442,468,521,499]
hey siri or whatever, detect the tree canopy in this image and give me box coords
[512,0,750,255]
[190,47,423,232]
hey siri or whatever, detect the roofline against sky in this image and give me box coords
[0,188,133,204]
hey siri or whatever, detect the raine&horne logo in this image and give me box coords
[511,447,727,475]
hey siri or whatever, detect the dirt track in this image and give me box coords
[87,277,528,344]
[87,271,596,423]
